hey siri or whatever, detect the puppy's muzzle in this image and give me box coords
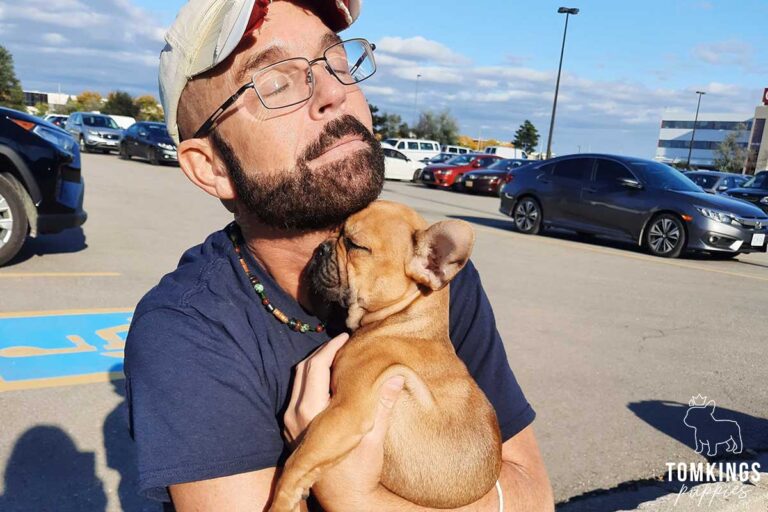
[307,240,350,309]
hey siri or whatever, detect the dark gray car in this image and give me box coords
[685,171,749,194]
[499,154,768,258]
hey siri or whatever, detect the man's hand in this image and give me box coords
[283,332,405,510]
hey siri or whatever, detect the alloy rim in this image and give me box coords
[0,193,13,248]
[514,200,538,232]
[649,218,680,254]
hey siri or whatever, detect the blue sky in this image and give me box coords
[2,0,765,156]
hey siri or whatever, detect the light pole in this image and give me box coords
[545,7,579,159]
[414,74,422,123]
[686,90,706,168]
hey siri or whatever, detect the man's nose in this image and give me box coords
[308,62,347,120]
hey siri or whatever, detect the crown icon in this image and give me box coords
[689,394,708,407]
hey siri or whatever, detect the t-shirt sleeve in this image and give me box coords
[449,260,535,441]
[124,307,283,502]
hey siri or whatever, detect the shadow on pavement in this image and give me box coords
[104,364,162,512]
[5,227,87,266]
[0,425,107,511]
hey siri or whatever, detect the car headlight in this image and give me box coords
[33,125,77,154]
[467,174,476,180]
[86,129,100,137]
[157,142,176,151]
[695,206,735,224]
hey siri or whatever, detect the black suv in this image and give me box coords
[0,107,87,265]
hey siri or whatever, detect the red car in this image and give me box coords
[419,153,502,189]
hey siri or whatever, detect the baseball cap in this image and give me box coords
[160,0,362,144]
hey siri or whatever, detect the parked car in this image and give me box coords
[419,154,502,189]
[382,138,441,162]
[0,107,86,265]
[427,152,457,165]
[382,146,421,181]
[43,114,68,129]
[458,159,532,195]
[483,145,527,159]
[724,171,768,214]
[119,122,178,165]
[685,171,749,194]
[65,112,123,154]
[441,144,471,155]
[499,154,768,258]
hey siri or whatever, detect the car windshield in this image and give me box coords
[630,161,701,192]
[745,173,768,189]
[446,154,473,165]
[687,174,718,189]
[430,154,452,163]
[83,115,120,129]
[146,124,170,138]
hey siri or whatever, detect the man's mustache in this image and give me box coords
[302,115,379,162]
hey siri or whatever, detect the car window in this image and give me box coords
[396,141,405,149]
[459,148,467,154]
[83,115,120,129]
[480,157,497,166]
[419,142,432,150]
[384,139,397,146]
[447,154,473,165]
[629,161,700,192]
[407,141,419,150]
[384,148,407,160]
[745,172,768,189]
[553,158,592,181]
[687,174,717,188]
[594,159,635,185]
[734,176,748,187]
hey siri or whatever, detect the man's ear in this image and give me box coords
[407,220,475,291]
[177,138,236,200]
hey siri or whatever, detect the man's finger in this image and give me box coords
[379,376,405,410]
[300,333,350,407]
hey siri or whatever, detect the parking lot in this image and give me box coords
[1,153,767,511]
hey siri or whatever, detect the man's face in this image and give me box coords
[197,1,384,231]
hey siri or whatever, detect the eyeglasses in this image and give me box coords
[191,38,377,140]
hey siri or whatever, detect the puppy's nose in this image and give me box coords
[317,242,331,258]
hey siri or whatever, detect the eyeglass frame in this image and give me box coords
[189,38,377,140]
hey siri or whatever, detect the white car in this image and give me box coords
[382,138,441,162]
[383,146,421,181]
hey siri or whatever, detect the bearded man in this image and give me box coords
[124,1,553,510]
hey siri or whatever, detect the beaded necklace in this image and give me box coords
[227,223,325,334]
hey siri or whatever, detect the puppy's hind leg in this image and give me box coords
[270,401,376,512]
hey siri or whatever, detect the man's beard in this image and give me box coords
[211,115,384,231]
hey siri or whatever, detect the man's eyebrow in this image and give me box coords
[235,46,288,83]
[320,32,342,50]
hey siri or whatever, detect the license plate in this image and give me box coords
[751,233,766,246]
[464,181,474,188]
[106,141,117,146]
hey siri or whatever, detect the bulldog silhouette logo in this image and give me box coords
[683,395,743,457]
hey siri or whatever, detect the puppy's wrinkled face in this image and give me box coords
[307,200,474,330]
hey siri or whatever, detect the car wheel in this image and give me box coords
[79,136,89,153]
[148,149,160,166]
[513,197,542,235]
[118,144,131,160]
[644,214,686,258]
[0,175,29,266]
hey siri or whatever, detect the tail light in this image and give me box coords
[504,172,515,184]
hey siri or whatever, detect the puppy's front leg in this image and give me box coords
[270,402,375,512]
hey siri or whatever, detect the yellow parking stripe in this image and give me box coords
[472,225,768,283]
[0,272,121,278]
[0,371,125,393]
[0,308,134,319]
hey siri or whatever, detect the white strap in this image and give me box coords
[496,480,504,512]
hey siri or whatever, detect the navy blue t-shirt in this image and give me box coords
[124,227,535,502]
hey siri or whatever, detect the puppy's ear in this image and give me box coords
[407,220,475,291]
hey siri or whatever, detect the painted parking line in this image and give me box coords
[0,272,121,278]
[0,309,133,392]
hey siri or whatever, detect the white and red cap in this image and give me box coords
[159,0,362,144]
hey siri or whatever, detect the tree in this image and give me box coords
[413,109,459,145]
[368,103,411,140]
[0,45,25,111]
[64,91,103,113]
[135,95,164,121]
[713,129,748,173]
[513,120,540,155]
[103,90,139,117]
[33,102,50,117]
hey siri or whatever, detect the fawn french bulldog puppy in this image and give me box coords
[271,200,501,512]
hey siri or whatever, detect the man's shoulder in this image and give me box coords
[133,228,235,321]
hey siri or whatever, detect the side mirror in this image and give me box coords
[619,178,643,189]
[472,161,482,167]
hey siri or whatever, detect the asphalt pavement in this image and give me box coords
[1,153,766,511]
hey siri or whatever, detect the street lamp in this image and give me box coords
[686,90,706,168]
[545,6,579,159]
[414,73,422,122]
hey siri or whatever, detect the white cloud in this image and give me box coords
[42,33,68,45]
[377,36,470,65]
[692,40,754,69]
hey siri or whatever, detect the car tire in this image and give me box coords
[118,144,131,160]
[644,214,686,258]
[0,175,29,266]
[79,136,90,153]
[148,149,160,166]
[513,196,542,235]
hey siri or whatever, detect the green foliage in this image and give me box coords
[64,91,103,114]
[0,45,26,111]
[103,90,139,117]
[134,95,164,122]
[369,103,410,139]
[512,120,540,154]
[713,129,748,173]
[33,102,50,117]
[413,109,459,145]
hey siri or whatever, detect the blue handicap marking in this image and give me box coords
[0,311,133,388]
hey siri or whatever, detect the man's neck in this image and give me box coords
[236,215,333,308]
